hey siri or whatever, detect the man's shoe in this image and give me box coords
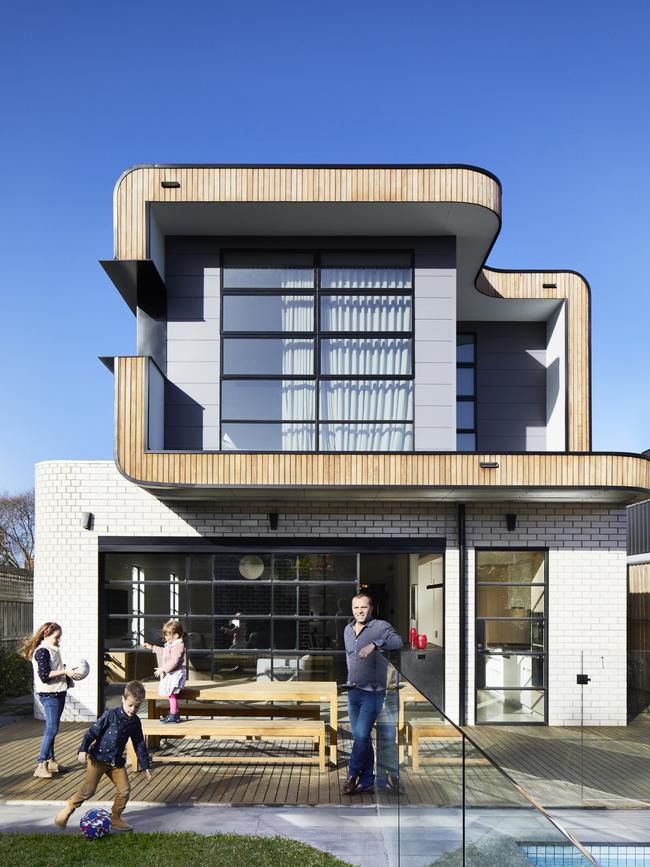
[33,762,53,779]
[162,713,180,724]
[377,774,405,795]
[341,775,359,795]
[111,816,133,831]
[55,805,74,828]
[357,783,375,795]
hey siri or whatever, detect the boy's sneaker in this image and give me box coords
[161,713,181,724]
[55,805,74,828]
[341,775,359,794]
[111,816,133,831]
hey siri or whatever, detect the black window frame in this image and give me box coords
[474,547,548,726]
[220,248,415,453]
[456,331,477,451]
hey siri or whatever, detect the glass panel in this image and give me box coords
[273,583,298,615]
[104,553,187,583]
[257,654,343,682]
[477,550,546,584]
[297,553,357,581]
[213,583,273,617]
[185,582,212,615]
[213,554,273,581]
[210,651,264,681]
[188,554,213,581]
[320,422,413,451]
[321,270,412,289]
[457,366,474,396]
[222,380,315,421]
[321,338,412,375]
[222,295,314,332]
[477,653,545,689]
[273,619,297,650]
[456,400,475,429]
[298,618,346,650]
[477,584,545,618]
[478,619,544,652]
[273,555,298,581]
[320,295,412,331]
[221,422,315,451]
[222,252,314,289]
[320,380,413,421]
[457,333,475,363]
[456,432,476,451]
[222,338,313,375]
[476,688,545,723]
[213,618,271,650]
[185,617,214,651]
[298,583,358,616]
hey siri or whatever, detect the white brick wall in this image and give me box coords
[35,462,627,726]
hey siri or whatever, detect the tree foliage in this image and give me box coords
[0,490,35,570]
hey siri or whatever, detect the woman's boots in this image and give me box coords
[33,761,53,778]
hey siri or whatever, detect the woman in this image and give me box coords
[19,622,80,779]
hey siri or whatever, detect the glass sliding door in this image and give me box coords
[475,549,547,724]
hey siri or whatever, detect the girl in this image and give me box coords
[19,622,81,778]
[144,619,186,723]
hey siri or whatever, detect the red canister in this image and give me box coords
[409,627,418,649]
[417,634,427,650]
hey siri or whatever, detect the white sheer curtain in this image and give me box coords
[321,268,412,290]
[321,339,411,376]
[321,295,411,332]
[321,423,413,451]
[320,380,413,451]
[223,268,314,289]
[281,298,315,449]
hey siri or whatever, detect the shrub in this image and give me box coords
[0,649,32,701]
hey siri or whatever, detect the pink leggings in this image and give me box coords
[168,694,179,714]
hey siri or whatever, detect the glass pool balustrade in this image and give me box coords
[374,659,598,867]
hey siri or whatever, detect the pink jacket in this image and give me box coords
[151,639,185,674]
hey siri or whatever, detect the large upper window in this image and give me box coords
[221,251,414,452]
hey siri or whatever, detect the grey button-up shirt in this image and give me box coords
[344,616,403,691]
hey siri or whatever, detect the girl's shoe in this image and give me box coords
[33,762,53,779]
[159,714,172,723]
[162,713,181,724]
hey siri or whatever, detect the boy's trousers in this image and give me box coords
[67,757,130,817]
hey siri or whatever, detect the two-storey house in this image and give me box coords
[35,164,650,726]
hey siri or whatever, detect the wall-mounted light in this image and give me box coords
[81,512,94,530]
[268,512,279,530]
[479,461,499,469]
[161,180,180,188]
[506,513,517,532]
[542,282,557,289]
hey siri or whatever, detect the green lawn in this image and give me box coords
[0,832,353,866]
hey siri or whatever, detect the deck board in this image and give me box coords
[4,711,650,808]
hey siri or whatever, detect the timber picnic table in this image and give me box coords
[144,679,340,764]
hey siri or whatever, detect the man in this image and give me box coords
[342,592,403,795]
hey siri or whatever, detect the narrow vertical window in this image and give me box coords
[457,333,476,450]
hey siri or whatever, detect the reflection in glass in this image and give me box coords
[321,338,412,376]
[477,653,545,689]
[321,269,412,290]
[457,333,475,363]
[223,338,314,375]
[457,367,474,396]
[480,620,544,652]
[223,295,314,331]
[477,585,544,618]
[320,295,412,331]
[222,253,314,289]
[320,422,413,452]
[476,688,545,723]
[457,400,474,429]
[457,432,476,451]
[213,554,272,581]
[297,554,357,581]
[222,380,315,421]
[298,618,347,650]
[477,550,545,584]
[221,422,315,451]
[320,380,413,421]
[213,583,272,617]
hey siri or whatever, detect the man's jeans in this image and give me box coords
[348,687,385,787]
[375,688,399,785]
[37,691,66,762]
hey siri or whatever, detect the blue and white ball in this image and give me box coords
[79,808,111,839]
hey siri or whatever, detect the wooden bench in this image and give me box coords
[150,700,320,721]
[129,718,327,772]
[408,720,489,771]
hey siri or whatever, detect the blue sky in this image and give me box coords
[1,0,649,492]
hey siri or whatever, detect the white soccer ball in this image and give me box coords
[69,658,90,680]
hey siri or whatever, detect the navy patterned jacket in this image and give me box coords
[79,706,150,770]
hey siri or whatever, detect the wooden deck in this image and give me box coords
[2,710,650,808]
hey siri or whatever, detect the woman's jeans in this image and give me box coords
[37,692,66,762]
[347,687,385,787]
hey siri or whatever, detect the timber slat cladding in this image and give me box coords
[114,356,650,492]
[114,165,502,259]
[478,268,591,452]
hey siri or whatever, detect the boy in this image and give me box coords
[55,680,152,831]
